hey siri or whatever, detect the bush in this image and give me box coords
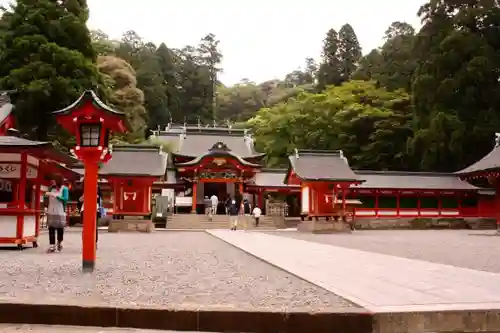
[409,218,432,229]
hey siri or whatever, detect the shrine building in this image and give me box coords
[143,124,492,219]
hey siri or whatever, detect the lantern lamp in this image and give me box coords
[80,123,101,147]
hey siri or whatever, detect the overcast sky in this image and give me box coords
[2,0,425,85]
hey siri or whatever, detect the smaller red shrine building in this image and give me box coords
[73,144,168,219]
[455,135,500,230]
[285,149,363,218]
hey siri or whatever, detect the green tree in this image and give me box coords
[0,0,100,141]
[316,28,342,91]
[353,21,416,91]
[338,24,362,81]
[97,55,147,142]
[197,33,223,119]
[248,80,413,169]
[410,0,500,171]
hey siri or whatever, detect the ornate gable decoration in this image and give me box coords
[209,142,231,152]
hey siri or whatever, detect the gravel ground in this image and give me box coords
[271,230,500,273]
[0,325,198,332]
[0,230,355,310]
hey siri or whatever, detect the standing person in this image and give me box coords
[242,197,252,230]
[46,177,69,253]
[252,205,262,227]
[224,195,231,215]
[80,185,102,245]
[229,198,239,230]
[203,196,212,220]
[210,193,218,216]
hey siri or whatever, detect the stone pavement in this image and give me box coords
[208,230,500,313]
[0,325,199,332]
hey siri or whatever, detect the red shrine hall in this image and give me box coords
[0,134,76,248]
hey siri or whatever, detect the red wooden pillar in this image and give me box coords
[374,190,379,217]
[396,190,400,217]
[437,191,442,216]
[341,185,347,212]
[417,192,421,216]
[191,181,197,213]
[34,160,43,237]
[307,183,312,214]
[239,182,244,196]
[258,190,264,209]
[16,152,28,241]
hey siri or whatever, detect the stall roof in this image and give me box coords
[287,149,361,183]
[0,136,50,148]
[355,171,478,190]
[99,144,167,177]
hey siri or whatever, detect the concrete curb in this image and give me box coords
[0,302,373,333]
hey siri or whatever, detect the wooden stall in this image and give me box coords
[0,135,74,248]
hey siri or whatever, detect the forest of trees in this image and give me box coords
[0,0,499,174]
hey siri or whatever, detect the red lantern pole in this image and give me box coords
[82,159,99,272]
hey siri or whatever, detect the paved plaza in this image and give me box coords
[272,229,500,273]
[0,230,353,311]
[2,229,500,332]
[209,229,500,312]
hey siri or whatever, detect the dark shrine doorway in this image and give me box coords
[203,182,228,214]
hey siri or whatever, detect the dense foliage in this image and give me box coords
[1,0,499,173]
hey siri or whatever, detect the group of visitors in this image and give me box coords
[45,176,103,253]
[203,193,261,230]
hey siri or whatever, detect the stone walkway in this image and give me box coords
[0,325,197,332]
[208,230,500,313]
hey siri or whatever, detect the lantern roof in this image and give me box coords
[52,90,129,134]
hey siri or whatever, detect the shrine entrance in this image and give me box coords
[204,182,227,200]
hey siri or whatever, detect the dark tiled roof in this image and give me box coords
[175,141,262,167]
[252,169,298,188]
[0,136,50,147]
[355,171,478,190]
[455,143,500,176]
[157,126,262,158]
[99,144,167,177]
[155,132,181,150]
[288,149,361,182]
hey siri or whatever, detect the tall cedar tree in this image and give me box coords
[337,24,362,82]
[316,28,342,91]
[0,0,100,141]
[410,0,500,171]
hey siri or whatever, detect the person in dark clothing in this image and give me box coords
[228,198,239,230]
[224,196,232,215]
[242,197,252,230]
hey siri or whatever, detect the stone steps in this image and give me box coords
[164,214,277,230]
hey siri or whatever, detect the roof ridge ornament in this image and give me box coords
[495,133,500,147]
[209,142,231,152]
[294,148,299,159]
[339,150,349,165]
